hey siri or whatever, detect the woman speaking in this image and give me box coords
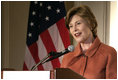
[61,5,117,79]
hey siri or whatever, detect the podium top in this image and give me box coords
[51,68,85,79]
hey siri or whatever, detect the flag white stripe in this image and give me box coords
[48,24,65,63]
[37,36,53,70]
[48,24,65,52]
[24,46,38,70]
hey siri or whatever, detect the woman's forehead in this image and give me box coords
[69,15,87,25]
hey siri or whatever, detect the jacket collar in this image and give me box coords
[73,37,101,57]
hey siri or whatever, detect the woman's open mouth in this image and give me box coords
[74,32,82,37]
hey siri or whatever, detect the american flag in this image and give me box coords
[23,1,70,70]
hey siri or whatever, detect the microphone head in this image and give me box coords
[68,45,74,52]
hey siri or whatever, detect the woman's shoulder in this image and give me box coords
[61,52,75,68]
[99,43,117,56]
[63,51,74,59]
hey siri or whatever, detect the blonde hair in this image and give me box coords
[66,5,98,37]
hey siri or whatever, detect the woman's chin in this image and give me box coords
[75,38,83,43]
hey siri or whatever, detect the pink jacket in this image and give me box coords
[61,37,117,79]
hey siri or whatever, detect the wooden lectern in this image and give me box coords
[50,68,85,79]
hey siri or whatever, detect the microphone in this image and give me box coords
[31,45,74,70]
[43,45,74,63]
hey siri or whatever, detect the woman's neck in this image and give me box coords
[80,35,94,53]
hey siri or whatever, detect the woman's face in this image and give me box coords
[69,15,93,43]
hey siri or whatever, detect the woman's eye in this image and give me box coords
[69,26,73,28]
[77,22,81,25]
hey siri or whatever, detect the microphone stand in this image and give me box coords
[31,45,74,71]
[31,51,57,71]
[31,55,50,71]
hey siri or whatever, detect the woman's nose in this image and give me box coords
[73,26,78,32]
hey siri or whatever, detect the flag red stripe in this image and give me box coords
[40,29,61,69]
[23,63,28,70]
[56,18,70,48]
[28,43,44,70]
